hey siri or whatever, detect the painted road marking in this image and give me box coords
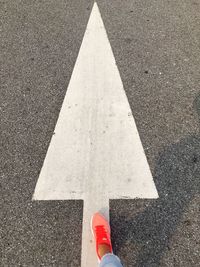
[33,3,158,267]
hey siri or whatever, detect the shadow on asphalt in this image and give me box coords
[110,94,200,266]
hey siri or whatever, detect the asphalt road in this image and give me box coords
[0,0,200,266]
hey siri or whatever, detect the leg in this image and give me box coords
[100,253,123,267]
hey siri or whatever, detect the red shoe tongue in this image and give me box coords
[97,237,110,245]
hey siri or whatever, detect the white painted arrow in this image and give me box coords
[33,3,158,267]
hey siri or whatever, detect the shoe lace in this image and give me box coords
[95,225,108,242]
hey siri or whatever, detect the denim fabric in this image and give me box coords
[99,254,123,267]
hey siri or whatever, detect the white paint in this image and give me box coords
[33,3,158,267]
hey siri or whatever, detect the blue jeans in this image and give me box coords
[100,254,123,267]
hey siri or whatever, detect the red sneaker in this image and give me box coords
[91,212,113,261]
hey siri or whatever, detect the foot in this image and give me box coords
[91,212,113,261]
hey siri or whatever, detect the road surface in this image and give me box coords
[0,0,200,266]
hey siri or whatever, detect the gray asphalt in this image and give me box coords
[0,0,200,266]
